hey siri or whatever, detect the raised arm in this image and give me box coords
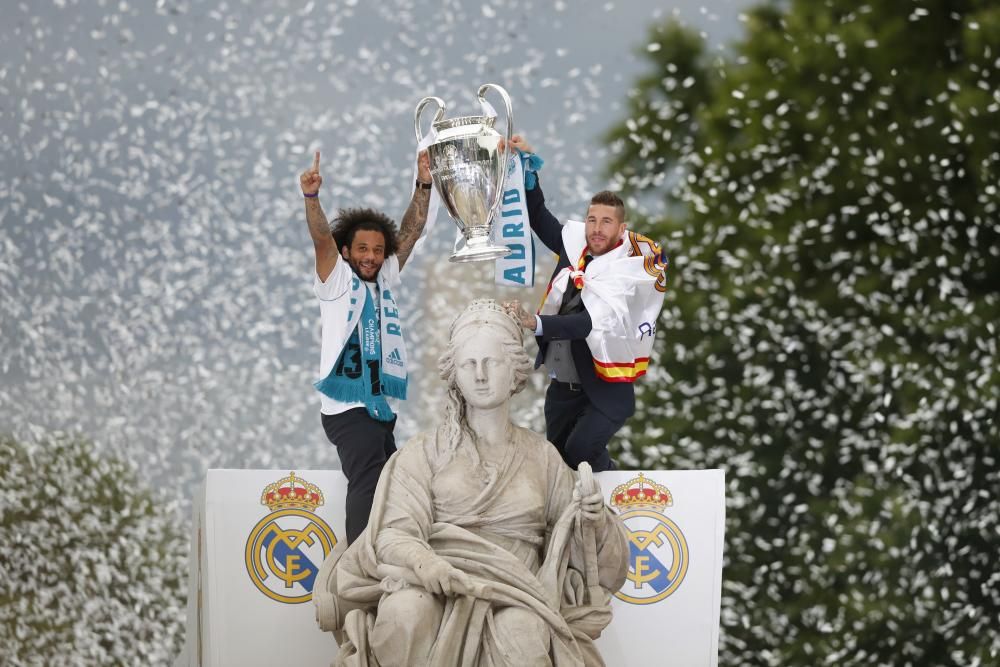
[525,181,565,255]
[503,135,563,254]
[396,150,432,271]
[300,151,338,282]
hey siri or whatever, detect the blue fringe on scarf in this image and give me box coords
[314,286,404,422]
[521,152,544,191]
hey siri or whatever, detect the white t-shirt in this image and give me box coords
[314,257,398,416]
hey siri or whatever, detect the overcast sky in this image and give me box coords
[1,0,749,500]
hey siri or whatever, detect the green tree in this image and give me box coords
[606,1,999,664]
[0,434,187,666]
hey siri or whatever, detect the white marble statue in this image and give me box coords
[314,298,629,666]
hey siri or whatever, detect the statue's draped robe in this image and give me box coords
[318,425,629,666]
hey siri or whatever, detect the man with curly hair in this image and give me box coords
[299,149,433,543]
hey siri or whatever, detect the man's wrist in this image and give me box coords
[303,191,319,198]
[416,179,432,190]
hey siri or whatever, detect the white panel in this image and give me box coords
[594,470,725,666]
[177,468,724,666]
[201,470,347,666]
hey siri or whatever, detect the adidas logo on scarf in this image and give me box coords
[315,275,408,421]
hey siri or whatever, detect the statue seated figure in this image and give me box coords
[315,299,629,666]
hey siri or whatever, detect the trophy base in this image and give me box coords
[448,241,512,263]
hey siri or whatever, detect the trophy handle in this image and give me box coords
[414,96,446,144]
[477,83,513,149]
[477,83,514,218]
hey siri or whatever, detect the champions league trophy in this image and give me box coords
[414,84,514,263]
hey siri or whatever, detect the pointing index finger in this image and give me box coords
[312,151,320,172]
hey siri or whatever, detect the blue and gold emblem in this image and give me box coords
[610,474,689,605]
[244,472,337,604]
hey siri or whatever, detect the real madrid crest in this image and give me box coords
[610,473,689,605]
[244,472,338,604]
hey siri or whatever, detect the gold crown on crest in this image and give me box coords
[610,473,672,512]
[260,472,324,512]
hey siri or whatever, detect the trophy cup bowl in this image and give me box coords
[415,84,514,263]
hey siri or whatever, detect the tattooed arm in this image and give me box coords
[396,149,432,271]
[300,150,339,281]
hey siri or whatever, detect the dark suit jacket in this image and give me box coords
[526,180,635,423]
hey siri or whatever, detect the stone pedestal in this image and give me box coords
[174,468,724,666]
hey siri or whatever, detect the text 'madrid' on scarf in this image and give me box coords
[538,222,667,383]
[492,150,536,287]
[314,273,407,421]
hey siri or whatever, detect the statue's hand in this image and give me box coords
[414,554,472,596]
[574,480,607,526]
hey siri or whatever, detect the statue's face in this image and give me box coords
[453,327,514,411]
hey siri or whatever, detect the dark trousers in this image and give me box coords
[544,381,623,472]
[321,408,397,545]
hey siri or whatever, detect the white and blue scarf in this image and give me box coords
[315,274,407,422]
[493,151,536,287]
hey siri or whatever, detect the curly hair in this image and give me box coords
[330,207,400,256]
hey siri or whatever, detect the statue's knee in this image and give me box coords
[493,606,550,661]
[494,605,546,634]
[372,588,444,645]
[371,588,443,663]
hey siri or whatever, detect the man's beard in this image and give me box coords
[587,237,611,255]
[347,257,381,280]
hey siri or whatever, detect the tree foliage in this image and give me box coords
[607,1,1000,664]
[0,435,187,666]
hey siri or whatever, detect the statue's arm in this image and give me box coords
[375,529,435,570]
[374,496,434,568]
[544,446,629,593]
[372,445,473,596]
[594,510,630,592]
[371,440,442,572]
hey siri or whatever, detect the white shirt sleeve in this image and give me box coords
[381,254,400,288]
[534,314,543,336]
[313,259,353,302]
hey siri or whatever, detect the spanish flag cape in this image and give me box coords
[538,221,667,383]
